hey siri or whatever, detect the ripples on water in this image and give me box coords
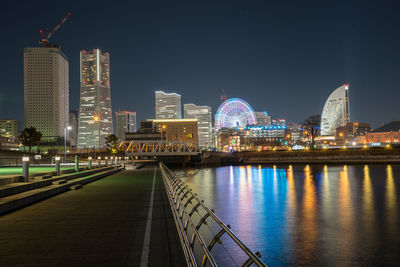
[179,165,400,266]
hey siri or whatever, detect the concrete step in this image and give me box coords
[0,167,122,215]
[70,184,82,190]
[52,179,67,185]
[0,166,114,199]
[33,174,52,180]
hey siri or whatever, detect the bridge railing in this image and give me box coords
[159,162,267,267]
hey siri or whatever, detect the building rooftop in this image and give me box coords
[373,121,400,132]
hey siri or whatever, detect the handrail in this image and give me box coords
[160,162,268,267]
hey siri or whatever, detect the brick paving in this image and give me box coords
[0,166,186,267]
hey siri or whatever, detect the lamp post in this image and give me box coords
[64,125,72,163]
[22,156,30,182]
[160,125,166,152]
[55,156,61,176]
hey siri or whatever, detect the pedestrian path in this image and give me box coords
[0,166,186,266]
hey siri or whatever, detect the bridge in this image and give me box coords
[118,140,201,156]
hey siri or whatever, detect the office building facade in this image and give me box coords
[115,111,137,141]
[184,104,212,147]
[24,47,69,141]
[155,91,182,119]
[77,49,113,149]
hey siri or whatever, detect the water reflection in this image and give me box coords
[386,165,398,233]
[183,164,400,266]
[300,165,317,264]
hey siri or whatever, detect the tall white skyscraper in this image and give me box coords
[115,111,137,141]
[321,84,350,136]
[155,91,182,119]
[24,46,69,142]
[184,103,212,147]
[77,49,113,149]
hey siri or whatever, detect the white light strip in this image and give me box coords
[80,51,82,83]
[96,49,100,81]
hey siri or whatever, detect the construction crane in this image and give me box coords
[39,12,71,47]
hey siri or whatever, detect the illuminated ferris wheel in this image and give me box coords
[215,98,257,130]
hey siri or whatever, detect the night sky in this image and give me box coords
[1,0,400,129]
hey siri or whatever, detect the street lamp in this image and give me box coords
[160,125,166,152]
[64,125,72,163]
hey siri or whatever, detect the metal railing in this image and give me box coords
[159,162,268,267]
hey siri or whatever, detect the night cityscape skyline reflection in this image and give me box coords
[179,164,400,266]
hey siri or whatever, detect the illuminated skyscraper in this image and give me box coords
[155,91,181,119]
[321,84,350,136]
[115,111,137,141]
[24,47,69,141]
[184,104,212,147]
[77,49,113,149]
[69,110,78,148]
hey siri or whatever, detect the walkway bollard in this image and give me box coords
[88,156,92,169]
[55,156,61,176]
[97,156,101,167]
[22,156,30,182]
[105,157,108,166]
[75,155,79,172]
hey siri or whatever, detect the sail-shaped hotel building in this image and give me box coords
[321,84,350,136]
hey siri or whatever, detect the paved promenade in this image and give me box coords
[0,166,186,266]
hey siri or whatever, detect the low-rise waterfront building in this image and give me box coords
[147,119,198,145]
[255,111,271,126]
[335,122,371,145]
[0,120,18,138]
[365,121,400,145]
[216,125,289,151]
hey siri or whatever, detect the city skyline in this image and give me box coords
[2,1,400,128]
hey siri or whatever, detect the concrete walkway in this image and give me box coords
[0,166,186,267]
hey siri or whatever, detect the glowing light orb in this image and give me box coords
[215,98,257,130]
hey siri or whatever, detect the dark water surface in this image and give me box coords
[178,165,400,266]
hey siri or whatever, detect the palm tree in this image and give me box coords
[20,127,43,153]
[105,134,119,155]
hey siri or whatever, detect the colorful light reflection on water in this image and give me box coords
[180,165,400,266]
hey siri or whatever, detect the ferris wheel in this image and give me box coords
[215,98,257,130]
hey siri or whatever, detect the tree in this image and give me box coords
[19,127,42,153]
[105,134,119,155]
[35,131,43,153]
[302,115,321,149]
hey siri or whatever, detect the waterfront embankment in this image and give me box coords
[202,148,400,165]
